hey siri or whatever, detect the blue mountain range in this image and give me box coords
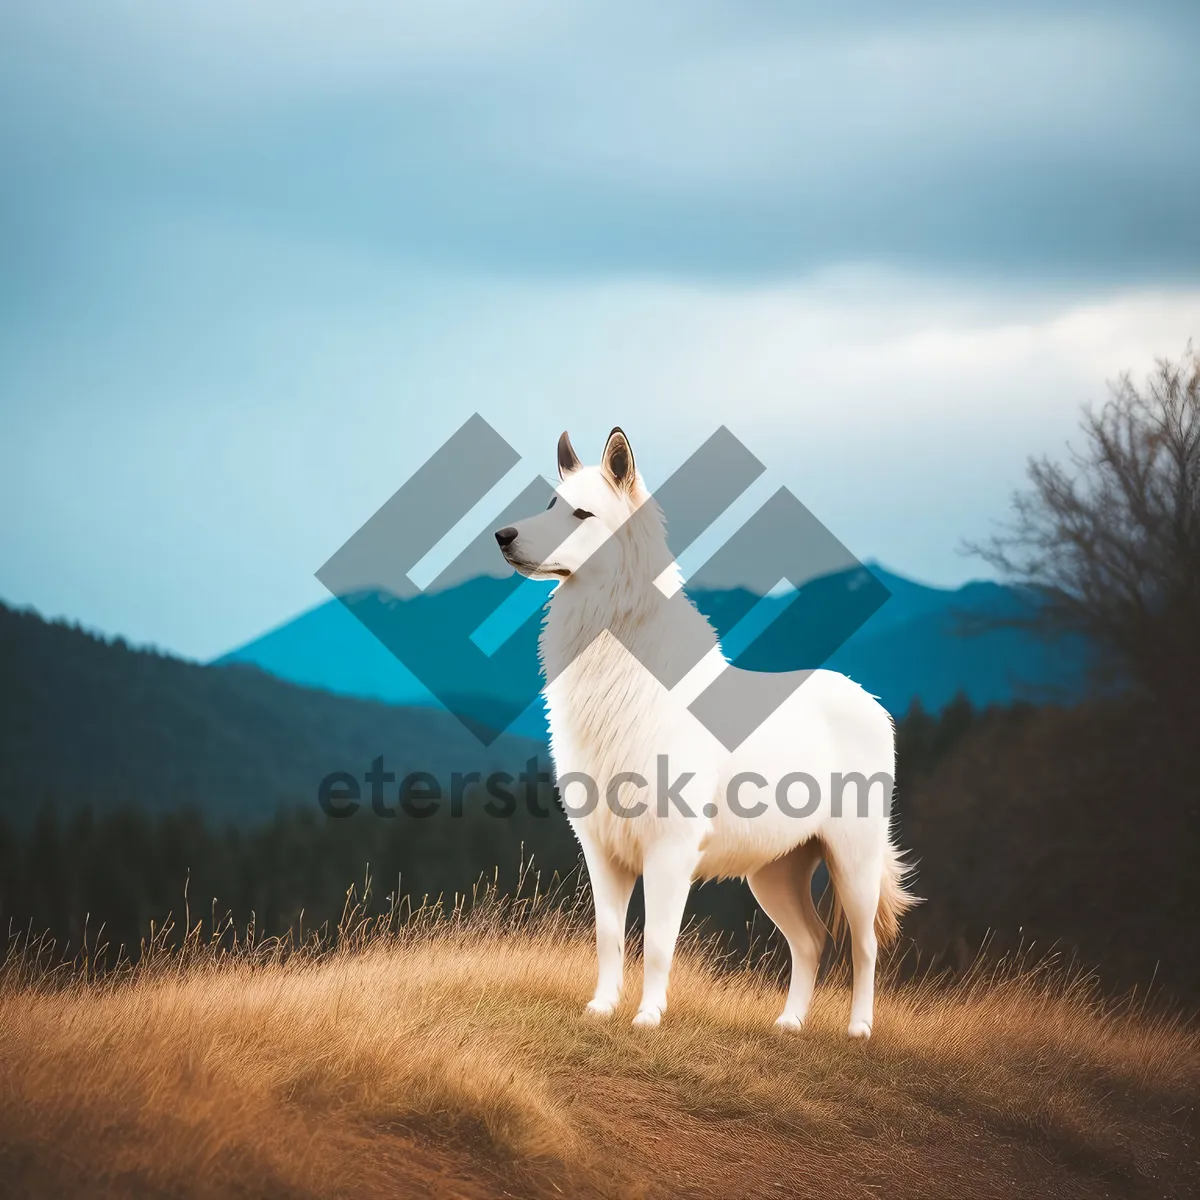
[216,565,1091,741]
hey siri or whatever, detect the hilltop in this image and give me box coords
[2,897,1196,1200]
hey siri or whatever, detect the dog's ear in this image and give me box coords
[557,431,581,479]
[601,427,635,493]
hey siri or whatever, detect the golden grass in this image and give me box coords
[1,879,1197,1199]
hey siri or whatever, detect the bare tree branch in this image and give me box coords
[966,344,1200,719]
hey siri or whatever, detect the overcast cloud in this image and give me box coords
[0,2,1197,657]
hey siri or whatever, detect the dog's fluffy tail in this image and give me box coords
[874,837,920,945]
[828,835,920,947]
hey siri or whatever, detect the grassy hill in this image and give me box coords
[2,893,1196,1200]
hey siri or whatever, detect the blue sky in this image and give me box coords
[1,1,1198,660]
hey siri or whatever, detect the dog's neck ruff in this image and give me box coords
[539,498,720,709]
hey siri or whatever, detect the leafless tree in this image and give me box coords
[971,345,1200,724]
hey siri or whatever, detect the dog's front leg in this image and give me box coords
[578,834,636,1017]
[634,839,701,1027]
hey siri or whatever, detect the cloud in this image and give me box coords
[1,1,1197,283]
[1,193,1196,656]
[1,3,1196,657]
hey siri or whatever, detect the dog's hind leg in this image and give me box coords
[827,847,883,1039]
[634,838,701,1027]
[579,835,636,1017]
[747,839,826,1030]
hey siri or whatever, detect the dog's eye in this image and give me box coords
[546,496,557,511]
[573,508,594,520]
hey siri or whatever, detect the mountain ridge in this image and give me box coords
[0,599,547,825]
[216,564,1090,734]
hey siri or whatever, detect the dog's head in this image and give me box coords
[494,427,645,580]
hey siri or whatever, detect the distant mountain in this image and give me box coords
[0,601,547,826]
[826,571,1091,715]
[216,578,532,715]
[217,564,1091,737]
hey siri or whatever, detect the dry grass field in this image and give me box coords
[1,881,1197,1200]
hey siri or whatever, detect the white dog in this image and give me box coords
[495,428,915,1037]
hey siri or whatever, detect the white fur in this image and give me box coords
[499,432,915,1036]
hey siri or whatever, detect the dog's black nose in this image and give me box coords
[494,527,518,549]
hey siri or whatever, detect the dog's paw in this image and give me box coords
[775,1013,805,1032]
[846,1019,872,1040]
[632,1007,662,1028]
[584,998,617,1018]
